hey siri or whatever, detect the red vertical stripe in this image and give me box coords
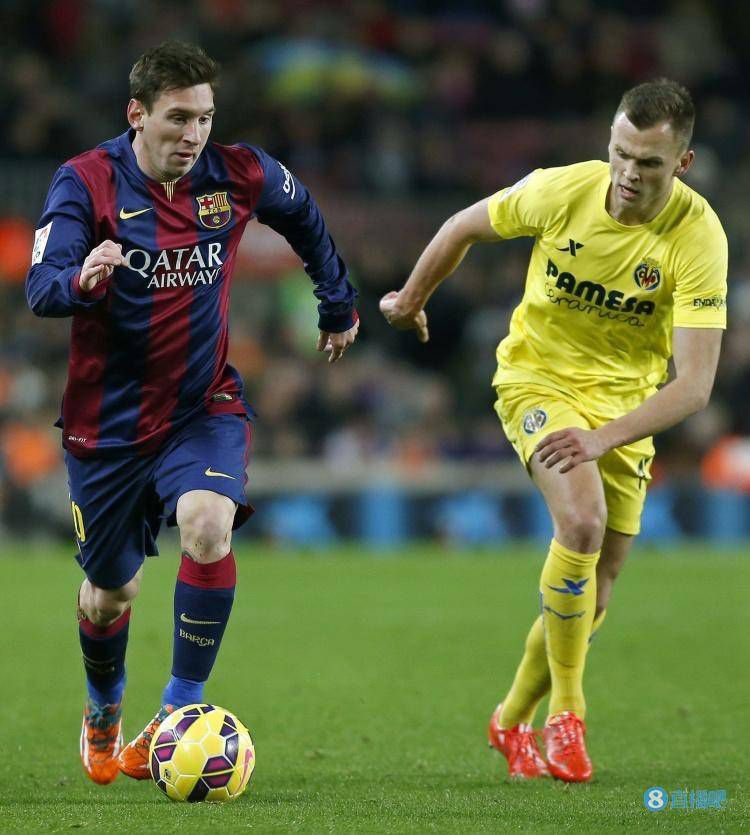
[242,418,252,478]
[65,152,118,452]
[135,179,197,449]
[237,418,255,525]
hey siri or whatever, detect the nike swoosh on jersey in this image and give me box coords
[119,206,153,220]
[204,467,237,479]
[180,613,222,625]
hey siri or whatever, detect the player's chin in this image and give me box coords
[168,154,197,175]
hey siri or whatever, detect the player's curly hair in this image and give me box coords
[130,41,220,112]
[616,78,695,149]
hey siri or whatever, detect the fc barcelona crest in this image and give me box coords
[633,258,661,291]
[196,192,232,229]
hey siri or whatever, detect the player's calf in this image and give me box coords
[77,575,139,784]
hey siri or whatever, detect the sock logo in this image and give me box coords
[179,628,216,647]
[81,652,116,674]
[547,577,590,596]
[543,604,586,620]
[180,612,221,625]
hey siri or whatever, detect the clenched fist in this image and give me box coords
[79,240,123,292]
[379,291,429,343]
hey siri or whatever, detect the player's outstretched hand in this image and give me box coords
[535,427,608,473]
[379,291,429,343]
[317,316,360,364]
[79,240,123,292]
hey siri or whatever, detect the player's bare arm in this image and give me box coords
[79,240,123,292]
[379,197,499,342]
[317,317,360,364]
[536,327,722,473]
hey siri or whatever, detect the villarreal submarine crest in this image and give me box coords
[633,258,662,291]
[196,191,232,229]
[522,408,548,435]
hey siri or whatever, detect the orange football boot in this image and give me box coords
[80,700,123,785]
[543,711,593,783]
[118,704,175,780]
[488,703,549,779]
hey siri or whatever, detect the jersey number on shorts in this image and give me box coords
[71,501,86,542]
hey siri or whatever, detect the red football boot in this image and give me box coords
[488,703,549,779]
[543,711,593,783]
[118,704,174,780]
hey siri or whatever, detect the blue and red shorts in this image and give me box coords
[66,413,252,590]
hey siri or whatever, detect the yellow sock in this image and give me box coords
[499,616,548,728]
[541,538,599,719]
[499,608,607,728]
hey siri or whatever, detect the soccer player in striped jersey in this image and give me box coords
[380,79,726,782]
[26,41,359,785]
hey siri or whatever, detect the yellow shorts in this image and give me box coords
[494,384,654,536]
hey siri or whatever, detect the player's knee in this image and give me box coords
[87,591,133,626]
[81,571,140,625]
[179,506,232,563]
[88,601,130,626]
[555,505,607,552]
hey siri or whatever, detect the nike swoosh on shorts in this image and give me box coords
[204,467,236,479]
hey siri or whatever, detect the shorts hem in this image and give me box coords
[604,515,640,536]
[75,551,146,590]
[164,484,254,530]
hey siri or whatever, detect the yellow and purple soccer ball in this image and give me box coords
[149,704,255,802]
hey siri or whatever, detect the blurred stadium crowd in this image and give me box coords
[1,0,750,536]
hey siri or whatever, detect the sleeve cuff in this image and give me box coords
[72,270,108,302]
[318,308,358,333]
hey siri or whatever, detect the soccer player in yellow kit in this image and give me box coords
[380,79,727,782]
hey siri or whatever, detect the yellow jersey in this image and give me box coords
[487,160,727,415]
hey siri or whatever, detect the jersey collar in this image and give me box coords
[108,129,208,186]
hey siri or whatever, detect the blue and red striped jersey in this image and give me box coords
[26,130,358,458]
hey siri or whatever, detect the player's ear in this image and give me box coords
[675,148,694,177]
[127,99,146,131]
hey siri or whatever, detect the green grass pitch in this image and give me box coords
[0,542,747,833]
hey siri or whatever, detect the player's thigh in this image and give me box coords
[529,456,607,550]
[597,437,654,537]
[495,385,607,546]
[154,413,253,534]
[66,451,155,590]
